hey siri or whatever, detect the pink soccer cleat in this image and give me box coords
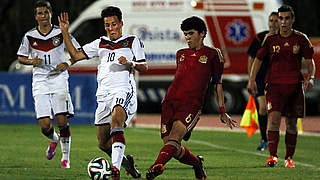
[61,160,70,168]
[46,141,58,160]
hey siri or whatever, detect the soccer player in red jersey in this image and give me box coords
[248,5,315,168]
[146,16,237,180]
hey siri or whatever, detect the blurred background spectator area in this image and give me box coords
[0,0,320,71]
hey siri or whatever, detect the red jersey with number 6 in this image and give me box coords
[163,46,224,108]
[256,30,314,84]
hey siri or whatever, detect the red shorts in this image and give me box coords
[265,83,305,118]
[160,100,201,139]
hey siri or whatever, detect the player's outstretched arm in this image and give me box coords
[215,84,237,129]
[58,12,86,62]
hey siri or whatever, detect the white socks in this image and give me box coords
[112,142,126,170]
[50,131,59,142]
[60,136,71,161]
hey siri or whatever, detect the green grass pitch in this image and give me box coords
[0,124,319,179]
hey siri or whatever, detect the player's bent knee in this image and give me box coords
[41,126,54,137]
[267,120,280,131]
[166,140,182,158]
[55,113,68,126]
[286,122,297,134]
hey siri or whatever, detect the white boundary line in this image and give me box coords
[132,127,320,169]
[133,124,320,137]
[191,139,319,169]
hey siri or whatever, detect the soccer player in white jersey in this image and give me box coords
[56,6,148,180]
[16,0,80,168]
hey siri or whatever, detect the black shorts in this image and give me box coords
[255,75,266,97]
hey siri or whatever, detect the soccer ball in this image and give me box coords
[87,157,111,180]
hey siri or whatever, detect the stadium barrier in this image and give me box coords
[0,72,97,124]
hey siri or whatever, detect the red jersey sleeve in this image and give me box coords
[212,48,224,74]
[176,50,183,67]
[300,35,314,59]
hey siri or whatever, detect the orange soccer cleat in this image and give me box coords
[284,158,295,167]
[266,155,278,167]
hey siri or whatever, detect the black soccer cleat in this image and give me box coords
[193,156,207,180]
[124,155,141,178]
[146,164,164,180]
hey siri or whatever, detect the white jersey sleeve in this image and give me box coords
[70,34,81,50]
[131,37,146,61]
[17,34,31,57]
[82,39,100,59]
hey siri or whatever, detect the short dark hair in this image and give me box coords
[101,6,122,22]
[34,0,52,15]
[269,11,278,17]
[180,16,207,38]
[278,5,295,18]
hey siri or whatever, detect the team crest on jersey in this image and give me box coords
[180,54,185,61]
[284,42,290,47]
[121,40,129,47]
[52,37,61,46]
[198,55,208,64]
[293,44,300,54]
[161,124,167,134]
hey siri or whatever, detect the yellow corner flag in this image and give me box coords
[241,95,259,137]
[297,118,303,134]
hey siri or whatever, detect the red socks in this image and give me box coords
[155,144,177,165]
[285,132,297,159]
[177,146,200,166]
[112,132,126,145]
[268,131,279,157]
[154,145,200,167]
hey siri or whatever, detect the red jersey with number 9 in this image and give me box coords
[163,46,224,108]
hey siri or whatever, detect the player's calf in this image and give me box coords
[59,124,71,167]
